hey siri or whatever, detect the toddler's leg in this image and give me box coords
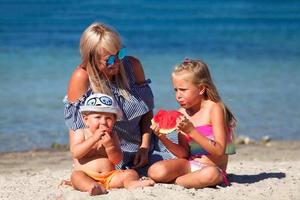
[109,169,155,189]
[71,170,107,196]
[147,158,190,183]
[175,166,223,189]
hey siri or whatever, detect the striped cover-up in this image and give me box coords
[63,57,176,175]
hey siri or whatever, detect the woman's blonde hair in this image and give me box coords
[172,59,236,130]
[79,22,129,97]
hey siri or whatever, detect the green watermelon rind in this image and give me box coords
[151,119,176,134]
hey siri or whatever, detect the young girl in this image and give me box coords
[148,59,236,189]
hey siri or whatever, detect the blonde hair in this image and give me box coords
[172,59,236,130]
[79,22,129,97]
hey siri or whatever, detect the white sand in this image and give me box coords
[0,141,299,200]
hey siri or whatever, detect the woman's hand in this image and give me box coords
[177,116,195,134]
[132,147,149,169]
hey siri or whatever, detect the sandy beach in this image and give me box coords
[0,140,299,200]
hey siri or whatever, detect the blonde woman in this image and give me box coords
[63,22,175,176]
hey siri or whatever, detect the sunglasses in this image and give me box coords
[106,47,126,67]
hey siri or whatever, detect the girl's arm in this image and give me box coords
[159,132,189,158]
[182,103,226,156]
[151,122,189,158]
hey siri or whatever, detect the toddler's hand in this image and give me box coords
[177,116,194,134]
[100,131,114,148]
[94,129,106,141]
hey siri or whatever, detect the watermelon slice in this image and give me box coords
[151,109,183,134]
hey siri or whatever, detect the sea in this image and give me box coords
[0,0,300,152]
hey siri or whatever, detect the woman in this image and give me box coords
[63,22,175,175]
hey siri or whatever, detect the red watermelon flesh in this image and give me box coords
[152,109,183,134]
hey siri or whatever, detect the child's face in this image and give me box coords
[172,73,202,109]
[83,112,116,134]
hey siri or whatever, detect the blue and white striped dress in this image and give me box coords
[63,57,176,175]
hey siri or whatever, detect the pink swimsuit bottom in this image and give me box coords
[189,160,230,186]
[186,125,232,186]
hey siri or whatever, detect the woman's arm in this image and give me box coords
[129,56,152,149]
[67,67,91,157]
[67,67,90,102]
[128,56,152,167]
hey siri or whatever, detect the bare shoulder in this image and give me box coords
[67,67,90,102]
[210,101,225,121]
[127,56,145,84]
[210,101,223,113]
[70,129,85,147]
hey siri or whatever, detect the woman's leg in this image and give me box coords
[71,170,107,195]
[175,166,223,189]
[147,159,190,183]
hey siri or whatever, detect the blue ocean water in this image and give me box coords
[0,0,300,152]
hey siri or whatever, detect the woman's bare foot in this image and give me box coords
[88,183,107,196]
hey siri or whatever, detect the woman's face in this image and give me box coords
[98,48,122,78]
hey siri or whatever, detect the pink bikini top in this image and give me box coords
[185,125,235,159]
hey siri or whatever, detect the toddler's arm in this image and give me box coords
[101,131,123,165]
[70,129,102,159]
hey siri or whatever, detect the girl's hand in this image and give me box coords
[150,123,166,139]
[177,116,194,134]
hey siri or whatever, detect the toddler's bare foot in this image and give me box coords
[88,183,107,196]
[127,179,155,189]
[59,179,72,186]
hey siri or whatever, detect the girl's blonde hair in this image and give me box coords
[79,22,129,97]
[172,59,236,131]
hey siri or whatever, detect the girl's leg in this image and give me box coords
[109,169,155,189]
[147,158,190,183]
[71,170,107,196]
[175,166,223,189]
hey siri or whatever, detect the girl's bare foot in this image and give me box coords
[88,183,107,196]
